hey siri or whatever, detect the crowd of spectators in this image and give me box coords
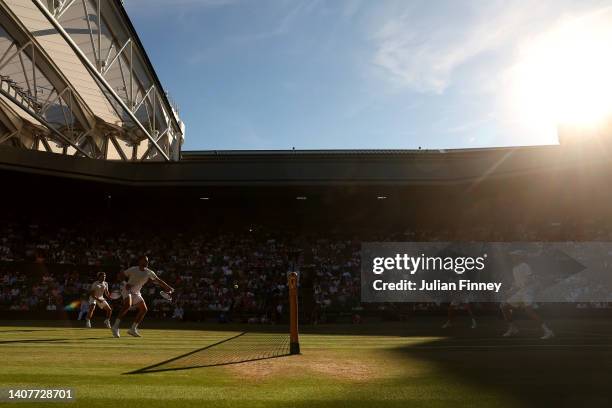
[1,214,611,320]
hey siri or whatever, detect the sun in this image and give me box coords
[509,9,612,138]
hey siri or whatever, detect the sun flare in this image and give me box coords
[510,10,612,136]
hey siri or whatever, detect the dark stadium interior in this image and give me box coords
[3,144,612,324]
[3,145,612,407]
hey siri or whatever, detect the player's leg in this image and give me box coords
[524,305,554,339]
[111,295,132,337]
[99,300,112,329]
[442,303,454,328]
[116,296,132,319]
[501,303,519,337]
[85,301,95,328]
[127,297,147,337]
[133,301,147,325]
[464,303,477,329]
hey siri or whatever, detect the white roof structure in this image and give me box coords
[0,0,184,160]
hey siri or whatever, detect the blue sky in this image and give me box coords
[124,0,612,151]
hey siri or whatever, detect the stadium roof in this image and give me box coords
[1,143,610,187]
[181,146,546,158]
[0,0,184,160]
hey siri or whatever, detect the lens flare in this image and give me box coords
[509,9,612,137]
[63,300,81,311]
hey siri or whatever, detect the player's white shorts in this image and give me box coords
[88,297,110,309]
[505,287,535,308]
[120,284,145,306]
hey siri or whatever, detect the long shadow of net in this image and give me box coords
[126,332,291,374]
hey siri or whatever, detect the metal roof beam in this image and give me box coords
[0,83,91,156]
[0,2,96,133]
[32,0,170,161]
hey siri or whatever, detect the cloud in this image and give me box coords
[124,0,238,7]
[340,0,365,20]
[444,115,495,134]
[228,0,322,43]
[368,0,577,94]
[123,0,239,18]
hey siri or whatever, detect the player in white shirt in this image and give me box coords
[501,252,554,339]
[111,255,174,338]
[86,272,112,328]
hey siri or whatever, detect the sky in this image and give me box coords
[124,0,612,151]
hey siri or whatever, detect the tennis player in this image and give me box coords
[86,272,112,328]
[111,255,174,338]
[442,301,477,329]
[501,251,554,339]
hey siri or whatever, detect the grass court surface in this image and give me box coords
[1,317,612,407]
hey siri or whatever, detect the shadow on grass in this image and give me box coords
[125,332,292,374]
[390,321,612,407]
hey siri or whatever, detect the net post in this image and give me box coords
[288,271,300,354]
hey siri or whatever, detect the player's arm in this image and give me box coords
[151,276,174,293]
[103,284,110,299]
